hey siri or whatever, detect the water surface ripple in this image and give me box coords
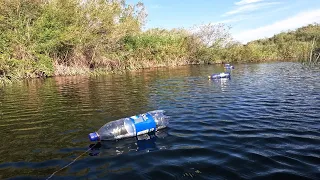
[0,62,319,179]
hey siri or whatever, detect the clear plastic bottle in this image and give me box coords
[89,110,169,141]
[208,72,230,79]
[224,64,234,69]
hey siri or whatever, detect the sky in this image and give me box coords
[126,0,320,43]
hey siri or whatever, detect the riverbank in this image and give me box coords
[0,59,201,87]
[0,58,292,87]
[1,0,319,86]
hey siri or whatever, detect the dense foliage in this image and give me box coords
[0,0,319,85]
[0,0,147,79]
[223,24,320,63]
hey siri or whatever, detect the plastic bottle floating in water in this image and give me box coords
[224,64,234,69]
[208,72,230,79]
[89,110,169,141]
[89,130,168,156]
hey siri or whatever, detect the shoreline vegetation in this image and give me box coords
[1,0,319,86]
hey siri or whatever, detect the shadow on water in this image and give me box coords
[88,129,169,157]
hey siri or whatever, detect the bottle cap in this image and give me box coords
[89,132,99,141]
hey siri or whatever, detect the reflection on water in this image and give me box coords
[0,62,320,179]
[208,77,231,92]
[89,130,169,156]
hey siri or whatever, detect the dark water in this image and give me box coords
[0,62,319,180]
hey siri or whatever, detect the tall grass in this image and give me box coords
[226,24,320,63]
[0,0,319,84]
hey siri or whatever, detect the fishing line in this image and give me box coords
[46,143,98,180]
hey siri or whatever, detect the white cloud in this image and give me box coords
[150,4,162,9]
[233,9,320,43]
[235,0,264,5]
[224,2,281,16]
[216,15,252,24]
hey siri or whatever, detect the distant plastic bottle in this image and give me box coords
[224,64,234,69]
[208,72,230,79]
[89,110,169,141]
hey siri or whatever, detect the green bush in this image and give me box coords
[0,0,319,82]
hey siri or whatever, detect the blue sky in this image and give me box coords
[127,0,320,43]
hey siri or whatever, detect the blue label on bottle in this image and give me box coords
[130,113,156,135]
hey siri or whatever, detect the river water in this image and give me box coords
[0,62,319,179]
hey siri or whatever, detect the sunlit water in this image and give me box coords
[0,62,319,180]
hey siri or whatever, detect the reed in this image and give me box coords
[0,0,319,85]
